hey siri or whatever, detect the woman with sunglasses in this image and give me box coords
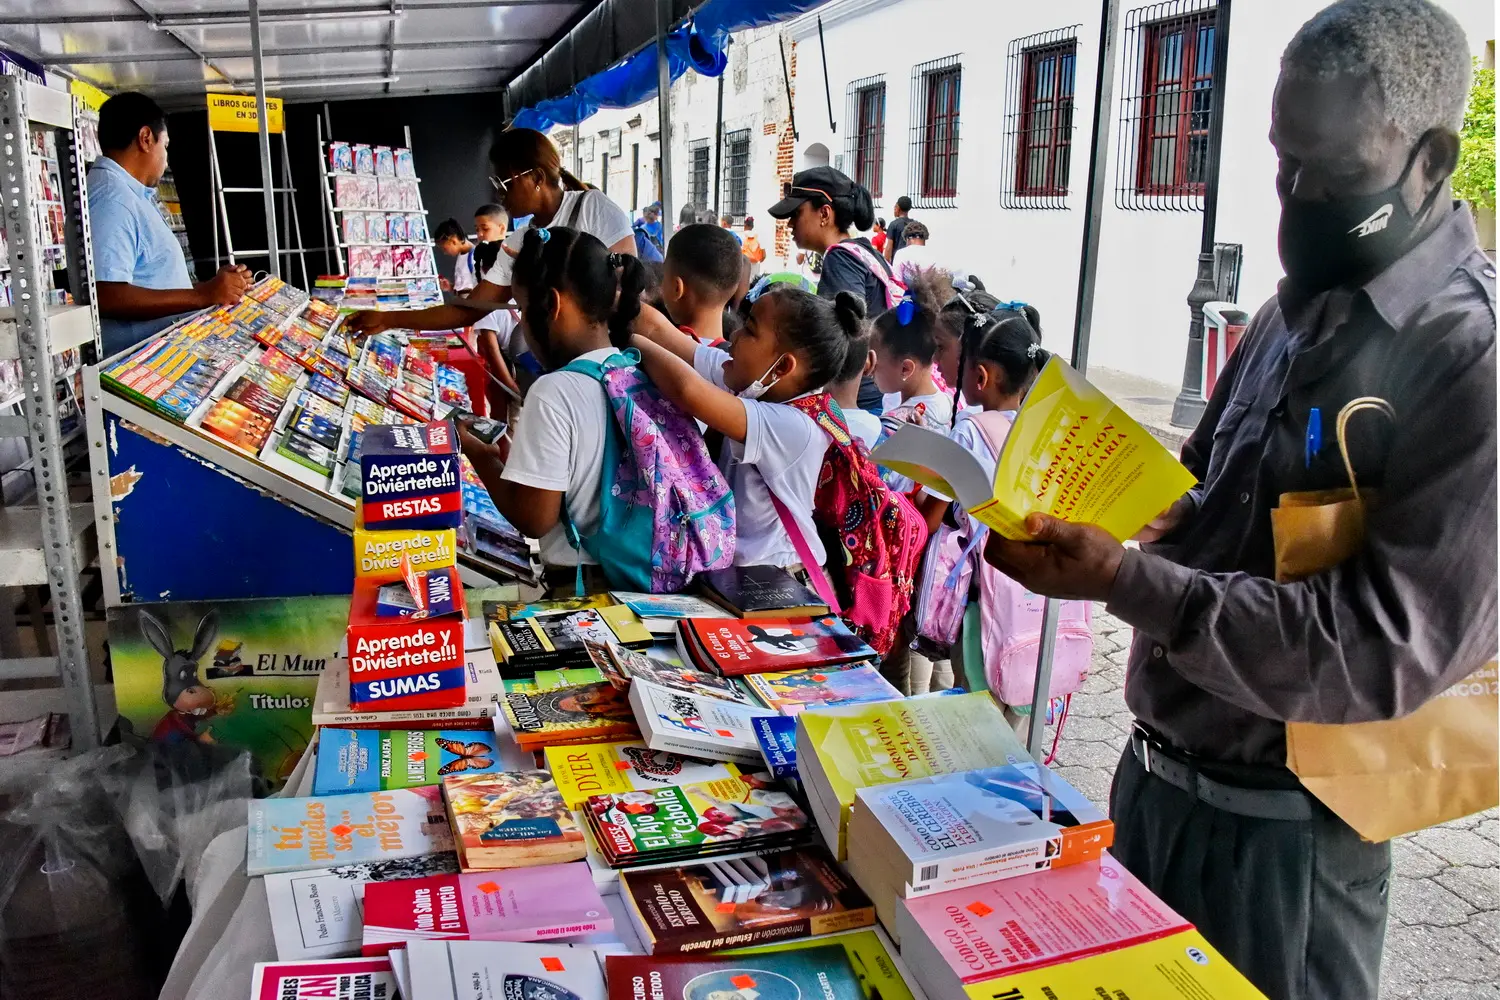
[766,166,892,413]
[347,128,635,337]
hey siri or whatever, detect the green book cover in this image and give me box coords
[313,729,503,794]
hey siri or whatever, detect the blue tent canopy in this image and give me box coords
[510,0,829,132]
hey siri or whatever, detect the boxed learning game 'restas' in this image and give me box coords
[360,420,463,530]
[347,572,466,711]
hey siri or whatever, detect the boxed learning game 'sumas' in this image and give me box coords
[359,421,462,530]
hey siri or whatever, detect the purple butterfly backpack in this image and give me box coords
[560,349,736,593]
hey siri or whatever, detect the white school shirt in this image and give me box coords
[891,243,962,286]
[481,189,634,289]
[921,409,1016,524]
[470,255,516,351]
[499,346,614,566]
[842,407,882,451]
[452,247,477,292]
[693,344,829,569]
[877,389,955,492]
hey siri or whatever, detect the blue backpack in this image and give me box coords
[560,350,735,594]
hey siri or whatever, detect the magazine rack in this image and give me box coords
[0,76,104,749]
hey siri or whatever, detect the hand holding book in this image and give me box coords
[984,513,1127,603]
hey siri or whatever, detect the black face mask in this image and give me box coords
[1277,134,1442,296]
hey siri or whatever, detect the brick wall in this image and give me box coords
[774,42,797,261]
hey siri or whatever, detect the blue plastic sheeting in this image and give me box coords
[511,0,829,132]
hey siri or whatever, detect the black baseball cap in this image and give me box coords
[767,166,857,219]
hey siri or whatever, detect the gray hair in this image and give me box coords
[1281,0,1473,140]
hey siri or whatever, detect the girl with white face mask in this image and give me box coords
[628,287,867,570]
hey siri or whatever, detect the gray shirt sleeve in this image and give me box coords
[1108,324,1498,725]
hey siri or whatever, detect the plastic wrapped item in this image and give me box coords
[0,743,251,999]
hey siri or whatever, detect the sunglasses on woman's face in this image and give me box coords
[489,168,535,195]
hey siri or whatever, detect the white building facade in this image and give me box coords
[560,0,1492,388]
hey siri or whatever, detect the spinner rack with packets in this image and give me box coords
[318,136,443,308]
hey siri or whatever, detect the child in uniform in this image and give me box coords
[461,226,647,593]
[631,289,867,571]
[660,223,743,346]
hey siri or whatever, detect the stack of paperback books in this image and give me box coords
[581,773,810,869]
[675,615,877,678]
[844,763,1113,933]
[616,845,875,953]
[501,679,640,752]
[486,596,654,676]
[794,692,1031,859]
[442,771,587,870]
[346,421,468,714]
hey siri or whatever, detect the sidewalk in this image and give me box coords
[1089,367,1191,453]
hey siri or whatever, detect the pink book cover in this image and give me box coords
[902,853,1189,982]
[360,861,611,954]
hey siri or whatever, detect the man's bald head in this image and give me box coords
[1281,0,1471,142]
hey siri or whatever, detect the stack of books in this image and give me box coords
[844,763,1113,933]
[545,740,742,810]
[795,692,1032,859]
[581,773,810,869]
[616,845,875,953]
[675,615,877,677]
[501,679,641,752]
[696,565,830,618]
[627,677,774,765]
[442,771,587,871]
[486,597,653,676]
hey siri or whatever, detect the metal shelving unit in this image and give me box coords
[0,76,102,750]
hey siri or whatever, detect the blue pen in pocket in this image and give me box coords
[1305,406,1322,469]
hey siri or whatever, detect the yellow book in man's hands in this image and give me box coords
[872,357,1197,541]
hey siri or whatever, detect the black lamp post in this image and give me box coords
[1171,0,1233,429]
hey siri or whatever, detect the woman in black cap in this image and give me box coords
[767,166,895,413]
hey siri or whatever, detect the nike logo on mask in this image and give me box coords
[1349,203,1394,238]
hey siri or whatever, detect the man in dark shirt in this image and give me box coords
[883,195,912,263]
[985,2,1495,997]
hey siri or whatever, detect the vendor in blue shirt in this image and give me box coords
[88,92,250,358]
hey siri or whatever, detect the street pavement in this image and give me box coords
[1044,608,1500,1000]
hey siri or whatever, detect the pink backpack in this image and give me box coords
[912,410,1012,655]
[560,350,736,594]
[771,395,929,657]
[826,239,905,311]
[967,416,1093,707]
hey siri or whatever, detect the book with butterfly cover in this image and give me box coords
[314,729,504,795]
[545,740,742,809]
[503,681,641,752]
[586,640,752,704]
[676,617,877,678]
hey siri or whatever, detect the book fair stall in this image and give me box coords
[0,2,1336,999]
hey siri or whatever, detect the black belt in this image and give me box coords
[1130,726,1313,822]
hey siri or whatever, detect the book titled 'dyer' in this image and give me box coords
[360,420,463,529]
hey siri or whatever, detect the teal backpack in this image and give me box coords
[559,350,736,594]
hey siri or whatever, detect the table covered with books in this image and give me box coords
[160,435,1271,1000]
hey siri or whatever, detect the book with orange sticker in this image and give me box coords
[361,861,611,954]
[606,942,867,997]
[845,764,1112,933]
[743,663,902,715]
[408,940,609,1000]
[896,854,1190,993]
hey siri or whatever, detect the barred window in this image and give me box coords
[722,129,751,218]
[908,55,962,208]
[843,75,886,198]
[688,139,710,212]
[1000,27,1080,209]
[1116,1,1218,210]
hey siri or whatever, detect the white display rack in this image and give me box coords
[0,76,104,749]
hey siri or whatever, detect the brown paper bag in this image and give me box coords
[1272,397,1499,842]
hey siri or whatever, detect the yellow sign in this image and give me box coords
[206,93,285,134]
[69,79,110,113]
